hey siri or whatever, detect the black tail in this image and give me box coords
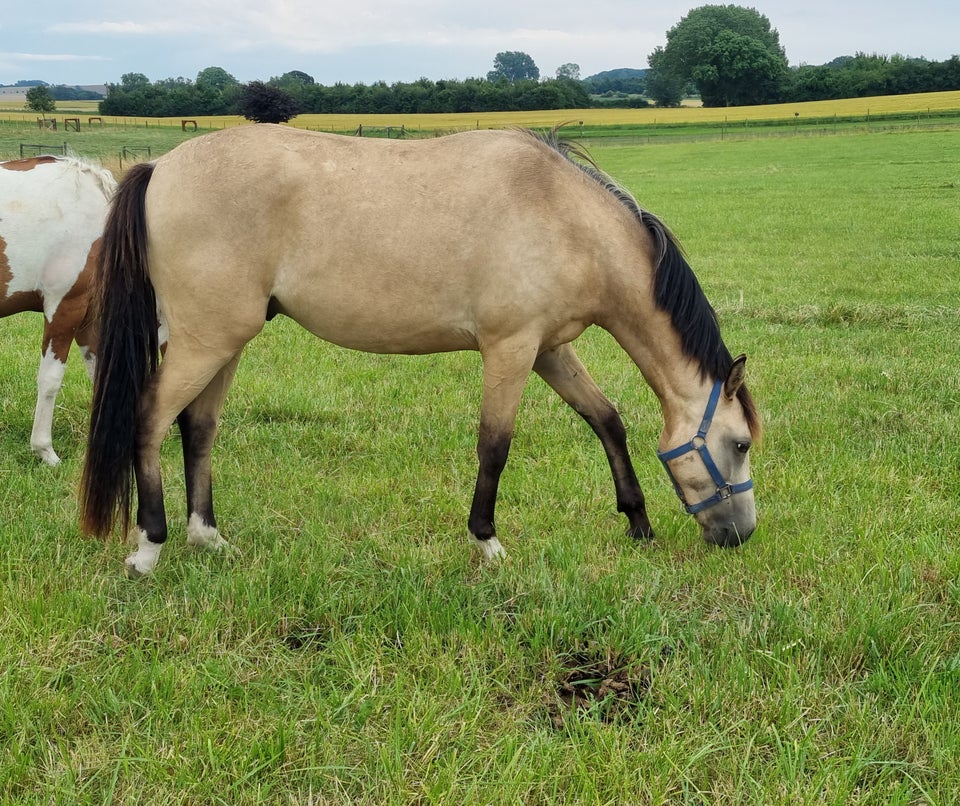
[80,162,159,537]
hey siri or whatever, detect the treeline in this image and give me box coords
[99,71,593,118]
[95,52,960,119]
[784,54,960,102]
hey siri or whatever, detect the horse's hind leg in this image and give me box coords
[533,344,653,540]
[468,337,540,560]
[31,259,97,465]
[178,353,242,554]
[126,347,241,577]
[74,310,98,382]
[30,322,72,466]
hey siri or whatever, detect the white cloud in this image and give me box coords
[47,20,196,35]
[0,51,108,63]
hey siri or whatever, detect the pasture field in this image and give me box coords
[1,127,958,803]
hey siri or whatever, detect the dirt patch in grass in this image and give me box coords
[545,641,673,728]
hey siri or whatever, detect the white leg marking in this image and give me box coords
[472,534,506,562]
[186,513,238,555]
[31,350,67,466]
[125,528,163,578]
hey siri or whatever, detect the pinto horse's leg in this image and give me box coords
[533,344,654,540]
[30,324,72,466]
[126,347,239,577]
[179,353,241,554]
[74,314,97,382]
[468,337,540,561]
[31,252,98,465]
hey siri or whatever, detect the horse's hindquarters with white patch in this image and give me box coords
[1,155,115,464]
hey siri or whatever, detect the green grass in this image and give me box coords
[1,128,959,803]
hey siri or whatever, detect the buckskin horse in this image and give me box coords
[79,125,760,576]
[0,155,115,465]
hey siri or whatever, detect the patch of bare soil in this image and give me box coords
[546,641,673,728]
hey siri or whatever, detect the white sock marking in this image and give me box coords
[30,350,66,465]
[472,535,506,562]
[124,528,162,578]
[186,513,238,555]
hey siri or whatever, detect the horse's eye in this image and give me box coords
[735,441,751,454]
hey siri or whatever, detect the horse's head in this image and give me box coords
[658,355,758,547]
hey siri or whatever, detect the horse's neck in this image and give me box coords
[605,303,712,441]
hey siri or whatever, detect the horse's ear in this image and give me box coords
[724,354,747,399]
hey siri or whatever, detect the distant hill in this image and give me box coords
[584,68,649,83]
[0,82,105,100]
[582,68,648,96]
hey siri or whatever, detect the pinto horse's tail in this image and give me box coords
[80,162,160,538]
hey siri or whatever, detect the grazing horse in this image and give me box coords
[0,155,116,465]
[80,125,761,576]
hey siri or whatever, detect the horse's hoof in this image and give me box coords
[472,535,506,563]
[627,524,655,542]
[124,557,149,579]
[125,527,161,576]
[186,513,239,556]
[124,529,162,577]
[32,446,60,466]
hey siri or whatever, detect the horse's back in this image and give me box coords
[143,126,636,356]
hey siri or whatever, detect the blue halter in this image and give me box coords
[657,379,753,515]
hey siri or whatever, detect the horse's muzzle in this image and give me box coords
[701,510,756,547]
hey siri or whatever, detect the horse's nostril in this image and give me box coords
[705,523,753,548]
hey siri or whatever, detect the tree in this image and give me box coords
[692,28,788,106]
[648,5,788,106]
[237,81,299,123]
[487,51,540,82]
[275,70,315,86]
[196,66,239,91]
[556,63,581,81]
[119,72,151,90]
[645,69,685,107]
[25,85,55,113]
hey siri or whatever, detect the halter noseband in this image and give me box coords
[657,379,753,515]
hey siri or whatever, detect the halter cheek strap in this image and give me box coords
[657,379,754,515]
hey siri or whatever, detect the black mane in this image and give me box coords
[530,128,733,382]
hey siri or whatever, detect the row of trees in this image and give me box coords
[98,62,592,119]
[785,54,960,103]
[98,49,960,121]
[646,5,960,107]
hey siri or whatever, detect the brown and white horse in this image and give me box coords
[80,125,761,576]
[1,155,116,465]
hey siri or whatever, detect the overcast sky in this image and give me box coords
[2,0,957,87]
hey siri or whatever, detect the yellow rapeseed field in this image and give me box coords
[286,90,960,131]
[1,90,958,131]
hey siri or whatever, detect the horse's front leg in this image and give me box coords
[30,326,71,466]
[534,344,654,540]
[468,338,539,561]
